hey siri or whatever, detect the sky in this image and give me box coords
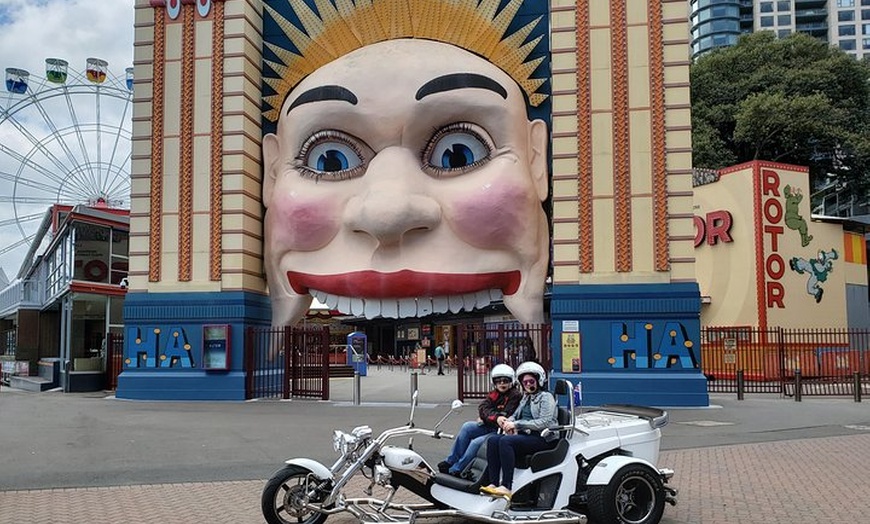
[0,0,134,279]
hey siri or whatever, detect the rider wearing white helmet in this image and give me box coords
[438,363,522,476]
[481,361,557,498]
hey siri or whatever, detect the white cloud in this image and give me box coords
[0,0,134,276]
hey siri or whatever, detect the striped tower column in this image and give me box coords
[548,0,707,406]
[120,0,267,400]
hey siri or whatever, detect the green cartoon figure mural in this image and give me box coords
[789,249,838,303]
[784,185,813,247]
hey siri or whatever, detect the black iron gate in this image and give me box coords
[456,323,551,400]
[105,332,124,390]
[245,326,331,400]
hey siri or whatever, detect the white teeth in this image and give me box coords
[398,298,417,318]
[432,296,449,314]
[475,290,491,308]
[337,296,352,315]
[350,298,365,316]
[323,292,340,310]
[364,299,380,319]
[462,292,479,310]
[308,289,503,318]
[417,297,433,316]
[381,299,398,318]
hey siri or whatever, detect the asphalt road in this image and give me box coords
[2,369,869,491]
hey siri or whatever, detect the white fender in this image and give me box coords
[586,455,658,486]
[284,458,333,480]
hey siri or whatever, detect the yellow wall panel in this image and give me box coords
[592,198,615,272]
[631,196,654,272]
[589,1,611,26]
[554,221,580,241]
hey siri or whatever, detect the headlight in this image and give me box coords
[332,430,356,455]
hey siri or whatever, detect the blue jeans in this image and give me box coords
[446,421,496,473]
[485,433,550,490]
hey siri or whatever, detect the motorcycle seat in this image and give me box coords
[432,471,484,493]
[516,406,572,472]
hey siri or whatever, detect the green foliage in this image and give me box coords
[691,32,870,192]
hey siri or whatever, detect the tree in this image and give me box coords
[691,31,870,193]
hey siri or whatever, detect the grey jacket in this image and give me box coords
[509,390,558,440]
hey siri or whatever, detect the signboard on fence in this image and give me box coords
[724,338,737,364]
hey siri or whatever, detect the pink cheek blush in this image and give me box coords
[270,194,340,251]
[450,184,529,249]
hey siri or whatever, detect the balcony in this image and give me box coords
[795,9,828,21]
[0,279,44,318]
[794,0,827,9]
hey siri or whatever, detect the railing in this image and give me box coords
[0,279,43,319]
[702,327,870,397]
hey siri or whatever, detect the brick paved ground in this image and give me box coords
[2,433,869,524]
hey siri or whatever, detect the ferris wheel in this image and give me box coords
[0,57,133,276]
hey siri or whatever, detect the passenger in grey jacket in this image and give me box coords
[481,362,557,498]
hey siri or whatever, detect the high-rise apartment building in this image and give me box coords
[690,0,870,59]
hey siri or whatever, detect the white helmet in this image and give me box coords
[490,364,515,385]
[515,361,546,388]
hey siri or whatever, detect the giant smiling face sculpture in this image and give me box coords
[263,39,549,326]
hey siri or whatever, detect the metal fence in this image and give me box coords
[702,327,870,397]
[456,323,551,400]
[244,326,334,400]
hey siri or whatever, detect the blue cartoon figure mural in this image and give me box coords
[789,249,838,303]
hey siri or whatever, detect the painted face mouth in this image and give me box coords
[288,270,520,297]
[287,270,521,319]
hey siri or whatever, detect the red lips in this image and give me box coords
[287,270,520,298]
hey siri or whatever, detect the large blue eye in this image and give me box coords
[426,128,491,174]
[306,142,362,173]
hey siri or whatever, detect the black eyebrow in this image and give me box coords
[286,85,358,114]
[415,73,508,101]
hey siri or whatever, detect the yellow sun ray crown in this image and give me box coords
[262,0,548,122]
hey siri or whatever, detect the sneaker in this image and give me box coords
[480,485,512,499]
[437,461,451,474]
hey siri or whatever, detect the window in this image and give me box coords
[761,16,775,27]
[863,0,870,6]
[760,2,774,12]
[864,37,870,48]
[840,10,856,21]
[778,28,792,37]
[777,0,791,11]
[862,9,870,19]
[865,23,870,34]
[840,39,857,49]
[840,24,857,35]
[778,14,792,25]
[838,0,855,7]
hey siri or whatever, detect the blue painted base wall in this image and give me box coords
[116,291,271,401]
[550,283,709,407]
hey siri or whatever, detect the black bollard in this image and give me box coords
[737,369,745,401]
[854,372,862,403]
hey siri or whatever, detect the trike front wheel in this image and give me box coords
[262,464,331,524]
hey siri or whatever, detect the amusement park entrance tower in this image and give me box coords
[120,0,708,405]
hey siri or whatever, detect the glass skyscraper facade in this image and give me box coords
[690,0,870,59]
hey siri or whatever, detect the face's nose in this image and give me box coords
[344,146,441,247]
